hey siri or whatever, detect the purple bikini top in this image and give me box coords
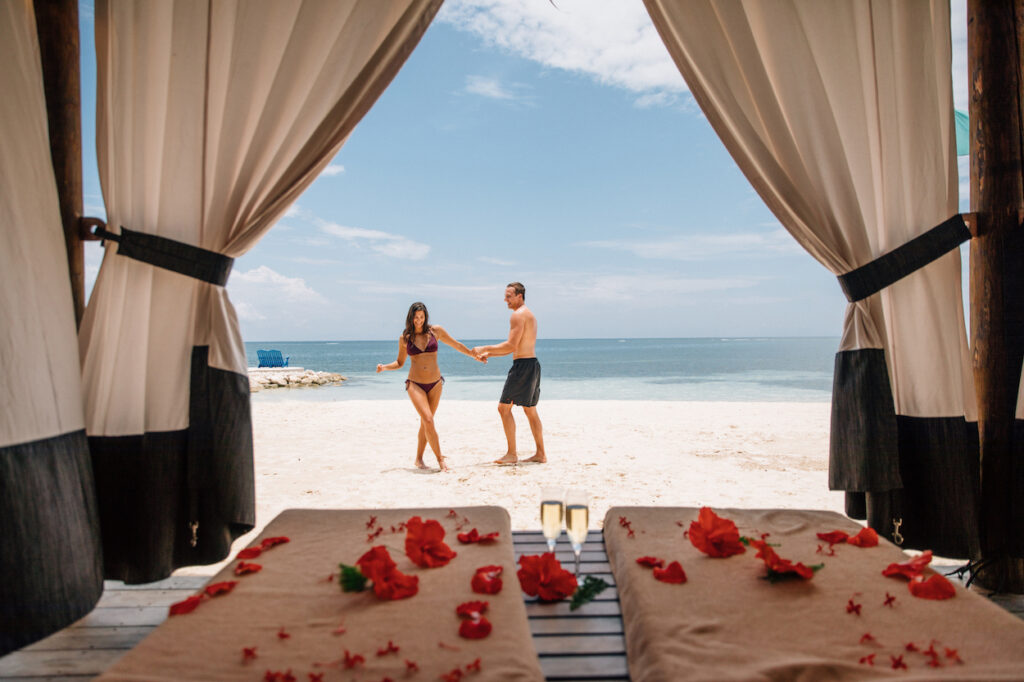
[407,332,438,355]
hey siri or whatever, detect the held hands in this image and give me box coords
[471,347,489,363]
[376,363,385,373]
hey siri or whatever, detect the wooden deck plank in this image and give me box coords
[539,654,630,679]
[18,628,154,653]
[0,650,126,678]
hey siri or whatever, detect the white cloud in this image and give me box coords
[231,265,326,303]
[320,222,430,260]
[233,301,266,321]
[545,272,759,302]
[465,75,517,100]
[582,229,800,261]
[438,0,684,104]
[320,164,345,177]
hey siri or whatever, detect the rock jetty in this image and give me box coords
[248,368,345,392]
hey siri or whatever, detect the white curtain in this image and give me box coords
[82,0,442,582]
[644,0,978,554]
[0,0,102,655]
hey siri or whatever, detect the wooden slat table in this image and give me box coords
[0,531,629,681]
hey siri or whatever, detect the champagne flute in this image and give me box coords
[540,486,564,553]
[565,489,589,584]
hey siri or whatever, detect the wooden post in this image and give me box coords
[34,0,86,326]
[968,0,1024,591]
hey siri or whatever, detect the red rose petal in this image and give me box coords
[204,580,239,597]
[456,600,489,618]
[516,553,577,601]
[237,547,263,560]
[405,516,457,568]
[846,527,879,547]
[260,536,290,549]
[908,573,956,600]
[652,561,687,583]
[471,565,504,595]
[168,594,203,616]
[458,616,493,639]
[882,550,933,580]
[636,556,665,568]
[235,561,263,576]
[816,530,849,544]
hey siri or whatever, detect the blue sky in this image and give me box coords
[80,0,970,342]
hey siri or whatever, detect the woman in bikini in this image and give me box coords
[376,302,483,471]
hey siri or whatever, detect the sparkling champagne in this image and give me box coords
[540,500,564,541]
[565,504,589,546]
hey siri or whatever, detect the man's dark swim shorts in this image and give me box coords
[500,357,541,407]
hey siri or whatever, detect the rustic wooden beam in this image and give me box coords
[33,0,85,326]
[968,0,1024,591]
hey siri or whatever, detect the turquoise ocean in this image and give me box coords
[246,337,838,403]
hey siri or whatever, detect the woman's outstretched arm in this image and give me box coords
[433,325,486,363]
[377,337,408,372]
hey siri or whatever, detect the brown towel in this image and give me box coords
[99,506,543,681]
[605,506,1024,681]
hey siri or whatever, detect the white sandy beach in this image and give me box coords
[178,398,842,575]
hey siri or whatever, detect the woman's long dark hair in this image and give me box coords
[403,302,431,342]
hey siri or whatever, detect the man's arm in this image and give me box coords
[475,313,524,358]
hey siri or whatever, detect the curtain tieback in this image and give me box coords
[92,225,233,286]
[837,214,971,302]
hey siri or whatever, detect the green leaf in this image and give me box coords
[569,575,609,611]
[339,563,368,592]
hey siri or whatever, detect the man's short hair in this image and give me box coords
[507,282,525,299]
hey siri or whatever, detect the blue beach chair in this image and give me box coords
[257,350,289,368]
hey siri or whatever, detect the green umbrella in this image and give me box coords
[955,108,969,156]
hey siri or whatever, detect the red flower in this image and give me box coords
[277,627,290,640]
[307,674,324,682]
[846,527,879,547]
[459,616,493,639]
[816,530,849,544]
[859,632,875,644]
[456,601,489,619]
[859,653,875,666]
[237,547,263,560]
[688,507,746,558]
[405,659,420,672]
[376,640,400,656]
[652,561,687,584]
[354,546,419,600]
[242,646,258,661]
[882,550,933,579]
[517,553,578,601]
[457,528,500,544]
[465,658,482,672]
[908,574,956,600]
[905,642,919,652]
[204,580,238,597]
[168,595,203,616]
[261,536,290,549]
[471,565,503,594]
[441,668,463,682]
[235,561,263,576]
[846,598,862,615]
[890,655,907,670]
[635,556,665,568]
[884,592,897,607]
[342,650,364,669]
[405,516,457,568]
[366,515,378,529]
[945,647,963,663]
[750,540,815,580]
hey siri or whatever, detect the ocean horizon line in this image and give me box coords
[245,335,842,344]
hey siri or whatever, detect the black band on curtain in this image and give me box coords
[837,214,971,302]
[90,347,255,583]
[829,349,901,493]
[0,430,104,655]
[94,225,234,286]
[864,416,980,559]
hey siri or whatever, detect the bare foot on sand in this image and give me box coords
[414,458,430,470]
[437,456,449,472]
[494,453,518,465]
[523,453,547,463]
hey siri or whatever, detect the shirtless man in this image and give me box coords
[473,282,546,464]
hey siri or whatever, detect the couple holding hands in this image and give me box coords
[376,282,545,471]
